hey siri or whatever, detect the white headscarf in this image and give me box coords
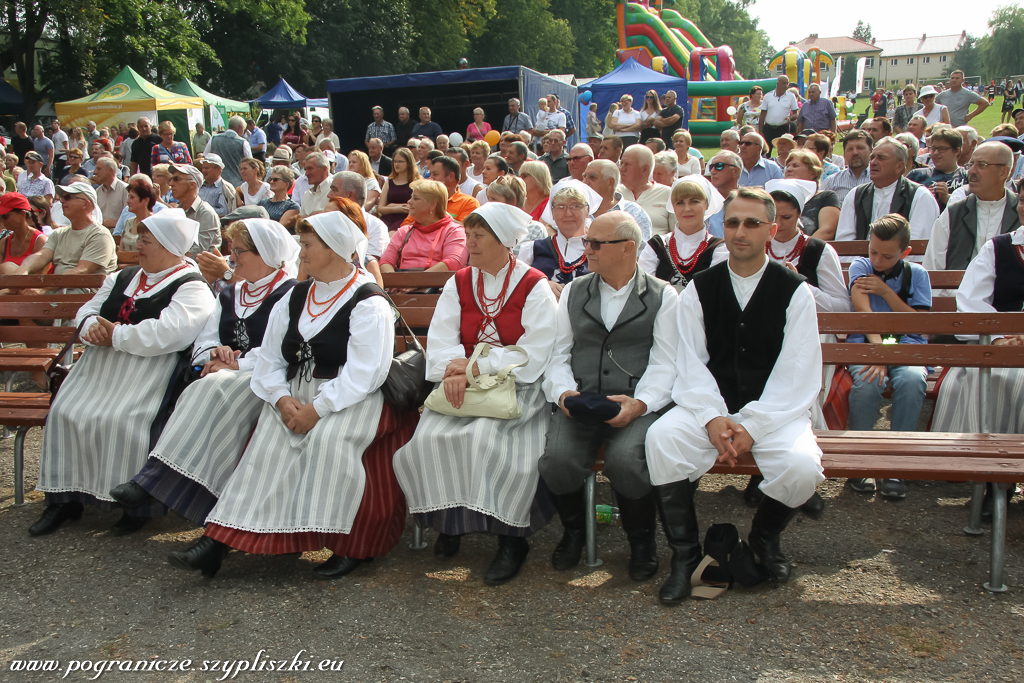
[541,178,604,227]
[141,208,200,258]
[764,178,817,212]
[304,211,368,266]
[243,218,300,277]
[671,174,725,220]
[470,203,532,248]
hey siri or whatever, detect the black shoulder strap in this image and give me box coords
[897,259,913,303]
[800,238,827,278]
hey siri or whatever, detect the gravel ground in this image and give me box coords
[1,394,1022,683]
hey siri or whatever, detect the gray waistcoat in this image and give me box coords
[567,270,666,396]
[209,131,245,186]
[944,190,1020,269]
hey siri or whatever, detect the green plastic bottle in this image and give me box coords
[595,504,620,524]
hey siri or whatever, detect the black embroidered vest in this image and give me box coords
[992,234,1024,312]
[853,177,920,239]
[98,266,206,324]
[648,234,722,289]
[218,279,296,355]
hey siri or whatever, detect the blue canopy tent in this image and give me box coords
[250,78,317,109]
[326,66,578,153]
[578,58,688,141]
[0,79,25,116]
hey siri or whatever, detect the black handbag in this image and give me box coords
[45,320,88,405]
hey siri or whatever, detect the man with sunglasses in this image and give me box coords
[566,143,593,181]
[705,152,742,237]
[539,211,678,582]
[738,133,782,188]
[645,187,824,603]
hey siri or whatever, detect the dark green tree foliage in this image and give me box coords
[948,34,985,80]
[408,0,496,72]
[852,20,872,43]
[549,0,617,77]
[663,0,773,79]
[469,0,575,74]
[983,6,1024,81]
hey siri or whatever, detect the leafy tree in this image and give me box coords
[549,0,617,77]
[983,6,1024,81]
[470,0,575,73]
[852,20,872,43]
[408,0,496,72]
[948,34,985,80]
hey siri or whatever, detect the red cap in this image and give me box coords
[0,192,32,216]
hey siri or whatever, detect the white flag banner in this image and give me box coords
[856,57,867,95]
[831,57,842,99]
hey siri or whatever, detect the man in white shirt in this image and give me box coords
[539,211,677,581]
[835,136,939,242]
[924,141,1020,273]
[758,75,799,154]
[91,157,129,229]
[50,119,69,182]
[617,145,673,236]
[326,171,390,261]
[646,187,824,602]
[298,152,332,218]
[584,159,652,241]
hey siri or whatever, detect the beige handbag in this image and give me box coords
[423,343,528,419]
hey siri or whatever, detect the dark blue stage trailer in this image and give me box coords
[326,66,578,152]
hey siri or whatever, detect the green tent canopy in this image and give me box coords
[167,79,252,131]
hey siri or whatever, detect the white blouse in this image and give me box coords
[426,259,557,384]
[955,226,1023,340]
[671,256,822,442]
[517,232,586,281]
[241,181,272,206]
[77,263,215,357]
[251,269,394,417]
[638,228,728,278]
[542,271,679,413]
[192,269,294,370]
[766,235,851,313]
[363,209,390,260]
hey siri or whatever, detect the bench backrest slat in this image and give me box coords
[381,272,455,288]
[822,342,1024,368]
[828,239,929,256]
[817,312,1024,335]
[0,302,88,319]
[0,274,105,289]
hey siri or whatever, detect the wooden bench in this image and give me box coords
[117,251,139,268]
[828,239,929,258]
[0,274,104,506]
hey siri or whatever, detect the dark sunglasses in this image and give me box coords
[740,140,760,147]
[645,95,657,99]
[724,217,772,230]
[581,238,629,250]
[710,162,738,171]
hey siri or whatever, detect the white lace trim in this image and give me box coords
[205,518,354,536]
[149,452,224,498]
[408,501,532,529]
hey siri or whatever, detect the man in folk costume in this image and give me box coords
[31,209,215,536]
[539,211,678,580]
[645,187,825,604]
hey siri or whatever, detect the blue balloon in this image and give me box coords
[579,91,592,104]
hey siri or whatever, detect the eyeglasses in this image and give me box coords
[552,203,586,212]
[723,217,772,230]
[568,156,591,162]
[710,162,739,171]
[927,145,952,152]
[581,238,629,250]
[230,248,251,258]
[965,160,1008,170]
[59,193,81,202]
[269,177,285,182]
[740,141,760,147]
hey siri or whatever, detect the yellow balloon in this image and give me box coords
[484,130,501,146]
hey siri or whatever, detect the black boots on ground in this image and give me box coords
[748,495,801,583]
[617,491,659,581]
[654,479,702,605]
[167,536,229,578]
[549,488,587,570]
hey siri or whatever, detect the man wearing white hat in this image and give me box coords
[11,182,117,290]
[539,211,678,584]
[169,163,220,255]
[197,153,237,217]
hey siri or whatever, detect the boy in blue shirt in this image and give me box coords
[845,214,931,499]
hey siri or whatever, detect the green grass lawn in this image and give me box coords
[693,97,1013,161]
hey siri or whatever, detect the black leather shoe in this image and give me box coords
[433,533,462,557]
[743,475,765,507]
[110,511,148,536]
[800,491,825,519]
[484,535,530,586]
[981,483,1016,519]
[654,480,702,604]
[109,481,155,509]
[748,496,800,583]
[618,491,659,581]
[28,502,84,537]
[314,555,372,579]
[167,536,229,578]
[549,488,587,570]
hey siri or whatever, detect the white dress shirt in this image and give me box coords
[638,228,728,278]
[670,256,822,442]
[954,226,1023,340]
[362,209,390,259]
[835,179,940,242]
[77,263,215,356]
[251,270,393,417]
[192,269,294,369]
[542,271,678,413]
[617,183,676,236]
[517,232,586,281]
[766,235,851,312]
[924,193,1009,272]
[300,177,333,215]
[425,259,557,384]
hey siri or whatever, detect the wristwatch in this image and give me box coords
[223,270,234,281]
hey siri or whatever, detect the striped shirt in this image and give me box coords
[365,121,396,145]
[820,167,869,203]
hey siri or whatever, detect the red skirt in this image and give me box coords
[205,403,418,559]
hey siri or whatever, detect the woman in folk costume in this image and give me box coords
[638,175,727,290]
[30,209,215,537]
[107,218,299,525]
[394,203,558,586]
[168,211,418,579]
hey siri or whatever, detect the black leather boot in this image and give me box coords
[314,555,372,579]
[743,475,765,507]
[28,502,84,537]
[654,479,702,605]
[748,495,801,583]
[110,511,148,536]
[109,480,156,509]
[484,535,530,586]
[617,490,659,581]
[549,487,587,571]
[433,533,462,557]
[800,491,825,519]
[167,536,230,578]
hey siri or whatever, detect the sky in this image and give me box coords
[748,0,1004,47]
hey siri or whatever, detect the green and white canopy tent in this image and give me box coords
[167,79,253,132]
